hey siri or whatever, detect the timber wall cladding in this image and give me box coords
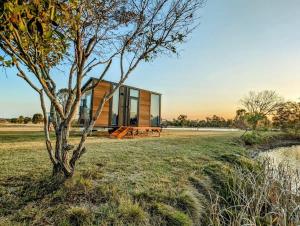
[138,90,151,127]
[93,81,111,126]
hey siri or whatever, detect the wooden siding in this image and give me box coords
[138,90,151,127]
[93,81,111,127]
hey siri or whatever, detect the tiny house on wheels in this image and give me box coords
[79,78,162,138]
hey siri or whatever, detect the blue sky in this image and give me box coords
[1,0,300,119]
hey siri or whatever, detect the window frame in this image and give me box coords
[150,93,161,127]
[128,88,140,126]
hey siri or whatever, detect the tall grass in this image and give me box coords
[208,159,300,225]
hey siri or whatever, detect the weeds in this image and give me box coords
[208,159,300,225]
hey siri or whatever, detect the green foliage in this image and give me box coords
[24,117,31,124]
[245,113,266,130]
[32,113,43,124]
[164,114,234,128]
[241,132,264,145]
[0,0,69,67]
[10,118,18,123]
[9,115,29,124]
[273,101,300,134]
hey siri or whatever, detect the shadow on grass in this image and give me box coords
[0,174,64,215]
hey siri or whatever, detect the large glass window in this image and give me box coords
[79,91,92,125]
[129,88,139,126]
[129,98,138,126]
[111,87,119,126]
[151,94,160,127]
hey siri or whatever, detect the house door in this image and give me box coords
[128,88,139,126]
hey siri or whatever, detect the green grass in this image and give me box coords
[0,131,49,143]
[0,130,253,225]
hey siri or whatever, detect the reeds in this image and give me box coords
[208,158,300,225]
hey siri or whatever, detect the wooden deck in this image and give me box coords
[110,126,162,139]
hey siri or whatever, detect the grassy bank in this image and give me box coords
[0,130,298,225]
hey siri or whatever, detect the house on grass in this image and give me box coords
[79,79,162,138]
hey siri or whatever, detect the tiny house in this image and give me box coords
[79,78,162,129]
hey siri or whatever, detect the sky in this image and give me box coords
[1,0,300,119]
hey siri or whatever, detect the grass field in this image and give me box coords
[0,129,254,225]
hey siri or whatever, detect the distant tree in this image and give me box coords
[226,119,233,127]
[10,118,18,123]
[240,90,283,130]
[244,113,266,130]
[273,101,300,135]
[233,109,248,130]
[165,115,233,128]
[24,117,32,124]
[17,116,24,124]
[177,115,188,127]
[32,114,43,124]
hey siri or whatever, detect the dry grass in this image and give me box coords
[0,123,43,131]
[208,159,300,225]
[0,128,298,225]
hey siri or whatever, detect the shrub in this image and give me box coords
[241,132,264,145]
[10,118,18,123]
[32,113,43,124]
[24,117,32,124]
[17,116,24,124]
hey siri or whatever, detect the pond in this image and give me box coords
[259,145,300,172]
[164,127,240,132]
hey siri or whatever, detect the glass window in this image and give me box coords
[130,89,139,98]
[79,91,92,125]
[151,94,160,127]
[111,87,119,126]
[129,98,138,126]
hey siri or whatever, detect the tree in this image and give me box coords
[177,114,188,127]
[0,0,203,177]
[10,118,18,123]
[240,90,283,130]
[24,117,32,124]
[57,88,69,112]
[17,115,24,124]
[32,113,43,124]
[273,101,300,135]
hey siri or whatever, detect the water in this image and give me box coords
[259,145,300,172]
[163,127,240,132]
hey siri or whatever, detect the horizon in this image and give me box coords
[1,0,300,119]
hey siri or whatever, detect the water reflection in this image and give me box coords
[260,145,300,172]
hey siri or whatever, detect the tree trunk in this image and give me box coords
[51,124,76,178]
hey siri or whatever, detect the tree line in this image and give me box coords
[4,113,43,124]
[162,114,234,128]
[163,90,300,135]
[236,90,300,135]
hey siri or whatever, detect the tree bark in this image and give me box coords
[50,124,76,178]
